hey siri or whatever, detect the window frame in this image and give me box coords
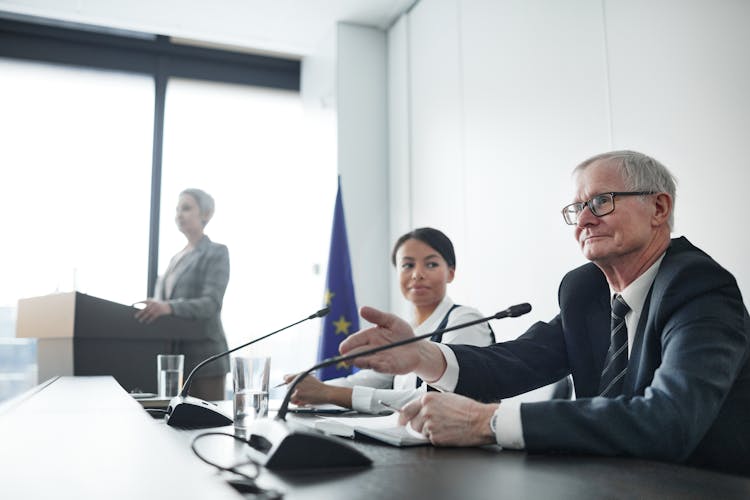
[0,17,301,295]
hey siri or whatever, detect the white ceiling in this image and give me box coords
[0,0,418,58]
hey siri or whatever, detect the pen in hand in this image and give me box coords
[379,400,428,440]
[274,371,303,389]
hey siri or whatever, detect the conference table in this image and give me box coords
[2,376,749,499]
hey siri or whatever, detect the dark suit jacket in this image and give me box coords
[451,237,750,474]
[156,235,230,378]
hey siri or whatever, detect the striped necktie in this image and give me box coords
[599,294,631,397]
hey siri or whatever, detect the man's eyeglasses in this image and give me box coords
[561,191,656,225]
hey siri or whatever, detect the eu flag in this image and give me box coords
[317,177,359,380]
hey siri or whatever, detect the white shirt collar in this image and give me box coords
[610,253,665,315]
[413,296,455,334]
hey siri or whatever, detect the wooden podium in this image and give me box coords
[15,292,203,393]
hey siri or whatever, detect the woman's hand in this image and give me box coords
[282,373,353,408]
[134,299,173,324]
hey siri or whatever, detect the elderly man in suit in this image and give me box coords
[341,150,750,475]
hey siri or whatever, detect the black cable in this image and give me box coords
[190,431,285,498]
[191,432,259,481]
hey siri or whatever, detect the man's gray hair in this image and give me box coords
[181,188,215,226]
[573,150,677,230]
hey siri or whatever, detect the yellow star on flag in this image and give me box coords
[333,315,352,335]
[336,361,350,370]
[324,289,335,306]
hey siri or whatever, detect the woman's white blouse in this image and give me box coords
[326,296,494,413]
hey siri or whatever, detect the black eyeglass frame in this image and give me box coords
[561,191,657,225]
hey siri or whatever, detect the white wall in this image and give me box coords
[302,23,391,317]
[389,0,750,342]
[604,0,750,292]
[387,15,413,319]
[336,23,391,312]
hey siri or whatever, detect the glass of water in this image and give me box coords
[157,354,184,398]
[232,356,270,429]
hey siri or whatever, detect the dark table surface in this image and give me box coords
[177,408,750,500]
[4,377,748,500]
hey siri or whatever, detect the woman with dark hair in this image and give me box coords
[283,227,494,413]
[135,188,230,401]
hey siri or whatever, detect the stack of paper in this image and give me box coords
[311,412,429,447]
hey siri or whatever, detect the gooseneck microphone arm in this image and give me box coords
[276,303,531,420]
[179,307,330,398]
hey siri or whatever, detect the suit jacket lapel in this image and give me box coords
[622,237,687,396]
[168,236,209,299]
[587,292,611,376]
[574,267,611,385]
[621,238,689,396]
[623,286,654,396]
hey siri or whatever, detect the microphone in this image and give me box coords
[244,303,531,469]
[165,307,330,428]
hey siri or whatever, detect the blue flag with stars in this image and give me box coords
[317,177,359,380]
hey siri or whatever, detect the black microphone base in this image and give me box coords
[165,395,233,428]
[244,417,372,470]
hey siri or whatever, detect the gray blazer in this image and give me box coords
[156,235,230,378]
[451,237,750,475]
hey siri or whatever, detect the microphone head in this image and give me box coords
[494,303,532,319]
[507,303,531,317]
[315,307,331,318]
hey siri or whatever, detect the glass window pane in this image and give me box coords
[0,58,154,400]
[161,78,336,394]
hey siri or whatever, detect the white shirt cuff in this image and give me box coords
[350,385,376,413]
[427,343,460,392]
[493,401,525,449]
